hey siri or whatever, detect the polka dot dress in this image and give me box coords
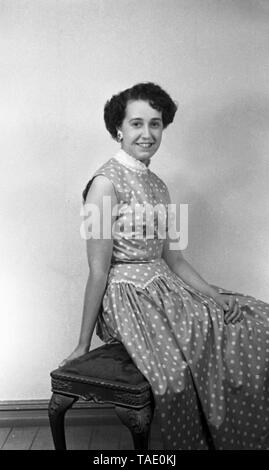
[83,151,269,450]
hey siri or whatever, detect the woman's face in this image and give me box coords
[119,100,163,162]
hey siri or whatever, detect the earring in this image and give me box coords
[117,130,123,142]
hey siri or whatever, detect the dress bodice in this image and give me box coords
[83,150,170,266]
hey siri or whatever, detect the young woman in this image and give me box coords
[61,82,269,450]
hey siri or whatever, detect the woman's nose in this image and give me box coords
[141,125,151,138]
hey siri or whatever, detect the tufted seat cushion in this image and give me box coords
[57,342,148,386]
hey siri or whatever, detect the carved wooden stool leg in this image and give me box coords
[48,393,78,450]
[115,404,153,450]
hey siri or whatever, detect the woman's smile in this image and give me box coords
[137,142,154,147]
[136,142,155,150]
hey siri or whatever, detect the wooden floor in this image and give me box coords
[0,424,163,450]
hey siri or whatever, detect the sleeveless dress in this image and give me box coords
[83,149,269,450]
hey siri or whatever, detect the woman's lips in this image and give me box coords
[136,143,154,148]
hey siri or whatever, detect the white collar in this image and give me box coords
[113,148,150,173]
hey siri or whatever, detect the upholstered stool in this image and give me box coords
[48,342,154,450]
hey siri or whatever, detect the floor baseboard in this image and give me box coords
[0,400,119,427]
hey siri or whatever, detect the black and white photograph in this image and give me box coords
[1,0,269,454]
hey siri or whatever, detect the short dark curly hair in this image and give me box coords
[104,82,178,140]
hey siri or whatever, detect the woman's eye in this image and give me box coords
[131,121,161,128]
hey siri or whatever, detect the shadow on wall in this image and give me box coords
[169,92,269,286]
[221,0,269,23]
[185,91,269,188]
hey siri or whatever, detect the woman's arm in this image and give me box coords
[59,175,118,366]
[161,194,242,323]
[162,239,218,299]
[162,191,217,298]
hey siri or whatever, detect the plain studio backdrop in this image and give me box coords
[0,0,268,401]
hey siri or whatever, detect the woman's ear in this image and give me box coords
[117,129,123,142]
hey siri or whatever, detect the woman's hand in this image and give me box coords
[58,344,90,368]
[212,293,243,324]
